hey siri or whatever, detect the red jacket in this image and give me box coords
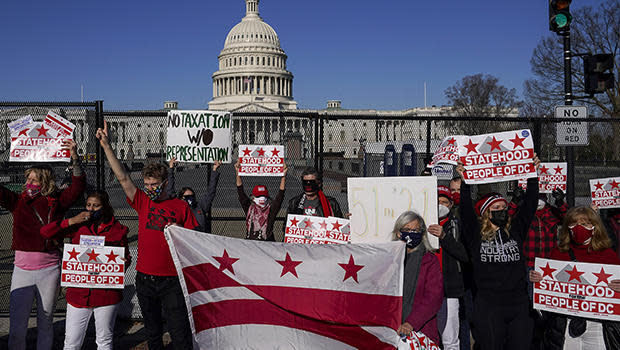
[41,217,130,308]
[405,252,443,345]
[0,174,86,252]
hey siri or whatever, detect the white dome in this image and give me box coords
[224,19,281,50]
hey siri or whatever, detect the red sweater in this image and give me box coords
[550,243,620,265]
[0,174,86,252]
[41,217,130,307]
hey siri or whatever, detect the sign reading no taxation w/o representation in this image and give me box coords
[556,106,588,146]
[166,110,232,163]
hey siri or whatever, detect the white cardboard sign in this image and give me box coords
[238,145,285,176]
[166,110,232,163]
[284,215,351,244]
[61,244,125,289]
[590,177,620,209]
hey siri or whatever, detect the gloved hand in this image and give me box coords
[552,188,565,207]
[511,186,525,204]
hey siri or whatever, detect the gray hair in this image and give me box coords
[392,211,433,252]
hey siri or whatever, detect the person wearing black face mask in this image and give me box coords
[456,155,540,350]
[286,167,343,219]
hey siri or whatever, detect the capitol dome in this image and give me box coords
[209,0,297,111]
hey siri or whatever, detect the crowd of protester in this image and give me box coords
[1,122,620,349]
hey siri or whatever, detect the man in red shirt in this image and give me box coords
[97,122,198,350]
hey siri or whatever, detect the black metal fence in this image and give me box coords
[0,101,618,317]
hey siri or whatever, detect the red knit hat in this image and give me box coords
[475,193,507,216]
[252,185,269,197]
[437,186,453,202]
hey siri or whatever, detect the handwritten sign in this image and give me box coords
[347,176,438,249]
[166,110,232,163]
[533,257,620,321]
[590,177,620,209]
[61,244,125,289]
[518,162,567,193]
[9,112,75,162]
[284,215,351,244]
[238,145,285,176]
[459,129,536,185]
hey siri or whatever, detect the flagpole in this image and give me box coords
[424,82,427,109]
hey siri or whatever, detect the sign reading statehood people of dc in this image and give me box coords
[9,111,75,162]
[284,215,351,244]
[61,244,126,289]
[533,258,620,321]
[238,145,285,176]
[459,129,536,185]
[432,135,467,166]
[590,177,620,209]
[518,162,567,193]
[166,110,232,163]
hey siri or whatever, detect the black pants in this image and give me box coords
[473,297,533,350]
[136,272,193,350]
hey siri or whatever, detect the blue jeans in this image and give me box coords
[136,272,193,350]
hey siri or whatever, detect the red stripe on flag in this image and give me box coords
[182,263,401,329]
[192,299,396,350]
[46,114,73,133]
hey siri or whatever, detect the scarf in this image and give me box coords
[402,247,426,323]
[297,190,333,217]
[246,201,271,240]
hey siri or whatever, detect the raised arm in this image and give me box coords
[200,161,221,213]
[234,160,251,213]
[511,155,541,240]
[58,139,86,208]
[166,158,177,198]
[456,163,478,244]
[96,121,137,201]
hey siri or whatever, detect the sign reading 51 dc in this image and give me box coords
[555,106,588,146]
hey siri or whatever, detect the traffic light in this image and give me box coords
[583,54,614,95]
[549,0,572,32]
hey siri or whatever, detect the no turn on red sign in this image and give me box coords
[555,106,589,146]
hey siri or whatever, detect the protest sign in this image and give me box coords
[432,135,467,166]
[9,112,75,162]
[533,258,620,321]
[397,331,441,350]
[590,176,620,209]
[518,162,567,193]
[166,110,232,163]
[238,145,285,176]
[284,215,351,244]
[61,243,125,289]
[347,176,438,248]
[459,129,536,185]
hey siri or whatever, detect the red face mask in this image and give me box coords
[451,192,460,206]
[569,224,594,245]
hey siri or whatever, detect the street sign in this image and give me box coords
[555,106,589,146]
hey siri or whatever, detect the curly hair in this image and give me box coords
[557,206,611,252]
[142,163,168,181]
[479,209,511,242]
[24,165,57,196]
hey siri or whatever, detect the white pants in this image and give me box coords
[9,264,60,350]
[437,297,460,350]
[563,320,605,350]
[64,303,119,350]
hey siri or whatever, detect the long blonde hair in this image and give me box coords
[23,166,57,196]
[479,209,511,242]
[558,206,611,252]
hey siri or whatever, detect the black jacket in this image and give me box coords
[438,215,469,298]
[544,314,620,350]
[286,192,343,218]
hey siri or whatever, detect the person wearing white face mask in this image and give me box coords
[428,186,469,350]
[235,160,288,241]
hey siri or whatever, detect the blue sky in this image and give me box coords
[0,0,603,110]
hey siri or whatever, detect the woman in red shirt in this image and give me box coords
[530,206,620,350]
[41,190,130,350]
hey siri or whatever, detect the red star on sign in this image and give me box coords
[447,137,456,146]
[540,262,556,279]
[36,125,49,137]
[338,254,364,283]
[105,250,119,263]
[593,267,613,284]
[86,249,99,262]
[487,136,503,152]
[319,220,328,230]
[508,133,526,148]
[566,265,585,282]
[213,249,239,275]
[67,247,80,260]
[303,219,314,230]
[331,220,343,232]
[276,252,303,278]
[271,147,280,157]
[18,128,29,137]
[594,182,604,191]
[289,217,299,227]
[610,179,620,189]
[242,147,252,156]
[553,165,564,174]
[464,139,479,154]
[539,165,549,175]
[256,148,266,156]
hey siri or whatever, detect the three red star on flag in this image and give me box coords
[339,254,364,283]
[214,249,240,275]
[276,252,303,278]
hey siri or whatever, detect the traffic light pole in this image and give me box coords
[561,31,575,207]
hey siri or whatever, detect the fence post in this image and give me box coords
[532,119,542,155]
[314,113,319,173]
[95,100,104,190]
[319,112,324,175]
